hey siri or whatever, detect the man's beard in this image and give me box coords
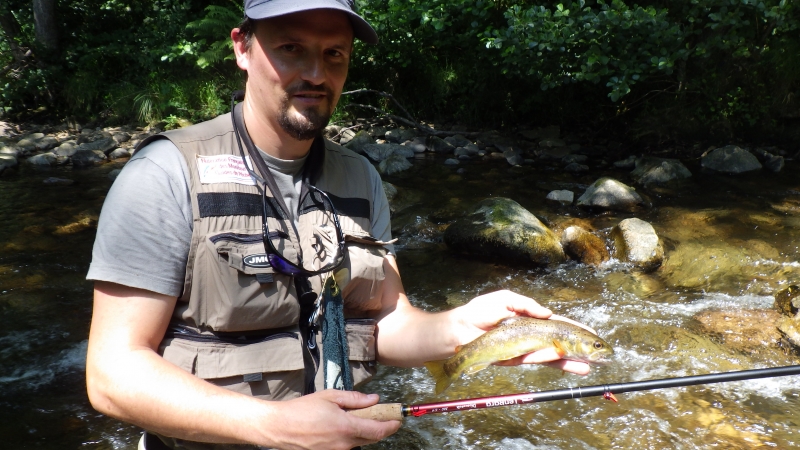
[278,82,334,141]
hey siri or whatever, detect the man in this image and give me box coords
[85,2,594,449]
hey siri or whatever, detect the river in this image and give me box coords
[1,151,799,449]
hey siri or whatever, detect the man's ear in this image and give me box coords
[231,28,249,71]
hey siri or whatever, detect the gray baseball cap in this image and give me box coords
[244,0,378,44]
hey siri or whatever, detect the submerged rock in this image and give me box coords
[378,152,413,175]
[560,225,610,266]
[775,285,800,317]
[701,145,762,173]
[444,197,566,266]
[577,177,644,211]
[546,190,574,205]
[693,309,782,355]
[631,156,692,185]
[610,218,663,272]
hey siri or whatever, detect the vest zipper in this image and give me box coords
[209,230,288,244]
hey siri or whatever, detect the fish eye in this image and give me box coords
[593,341,604,349]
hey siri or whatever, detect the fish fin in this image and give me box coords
[464,363,490,375]
[454,345,462,353]
[424,360,457,395]
[552,339,566,358]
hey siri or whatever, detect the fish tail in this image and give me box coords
[424,360,457,395]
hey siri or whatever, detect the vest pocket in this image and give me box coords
[335,231,392,313]
[192,231,298,331]
[345,318,378,386]
[159,331,307,400]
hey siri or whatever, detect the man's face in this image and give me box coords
[238,10,353,141]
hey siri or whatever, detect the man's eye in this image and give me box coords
[281,44,298,52]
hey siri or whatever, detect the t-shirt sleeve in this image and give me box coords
[86,139,193,297]
[367,163,395,255]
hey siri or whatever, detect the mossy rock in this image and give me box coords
[443,197,565,266]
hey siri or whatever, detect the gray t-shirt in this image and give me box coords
[87,139,393,297]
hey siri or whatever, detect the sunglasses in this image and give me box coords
[260,183,346,277]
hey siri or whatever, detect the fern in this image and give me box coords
[184,3,243,69]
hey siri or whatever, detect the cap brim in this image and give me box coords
[246,0,379,44]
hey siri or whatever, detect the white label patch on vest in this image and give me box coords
[196,155,256,185]
[243,254,271,268]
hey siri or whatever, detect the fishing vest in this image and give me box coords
[135,111,389,405]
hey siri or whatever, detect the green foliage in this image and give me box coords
[0,0,797,143]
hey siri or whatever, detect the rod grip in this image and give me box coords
[347,403,404,421]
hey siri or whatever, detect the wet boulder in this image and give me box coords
[427,136,455,154]
[577,177,645,211]
[631,156,692,185]
[77,137,117,155]
[444,197,566,266]
[363,143,412,162]
[378,152,413,175]
[344,130,375,154]
[700,145,762,174]
[693,309,783,355]
[560,225,610,266]
[610,218,663,271]
[775,285,800,317]
[546,190,574,205]
[71,149,107,167]
[385,128,416,144]
[27,152,58,166]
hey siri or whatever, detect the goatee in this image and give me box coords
[278,82,333,141]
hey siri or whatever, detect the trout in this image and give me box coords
[424,316,614,394]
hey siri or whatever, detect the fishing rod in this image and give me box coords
[348,364,800,421]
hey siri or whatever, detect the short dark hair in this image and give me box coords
[238,17,256,50]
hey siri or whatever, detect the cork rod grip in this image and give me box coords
[347,403,405,421]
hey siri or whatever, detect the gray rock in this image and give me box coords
[112,132,131,144]
[752,148,785,172]
[701,145,762,173]
[577,177,644,211]
[561,226,610,266]
[403,137,427,153]
[427,136,455,154]
[539,137,566,148]
[43,177,75,185]
[519,125,560,141]
[27,153,58,166]
[463,143,480,155]
[72,149,107,167]
[457,154,471,161]
[613,155,637,169]
[503,147,524,166]
[53,141,79,157]
[546,190,574,205]
[378,152,413,175]
[367,126,387,139]
[564,162,589,173]
[15,138,36,154]
[34,136,59,152]
[610,218,664,272]
[108,148,131,160]
[363,143,412,162]
[563,154,588,164]
[450,134,472,148]
[538,146,572,160]
[454,147,471,157]
[0,154,18,171]
[443,197,566,266]
[0,146,20,157]
[344,130,375,154]
[385,128,416,143]
[444,158,460,165]
[631,156,692,185]
[78,137,117,155]
[382,181,398,202]
[338,128,357,145]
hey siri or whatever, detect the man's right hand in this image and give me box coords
[264,390,401,450]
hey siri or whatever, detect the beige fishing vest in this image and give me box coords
[136,112,388,404]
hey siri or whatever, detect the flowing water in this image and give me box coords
[2,153,800,449]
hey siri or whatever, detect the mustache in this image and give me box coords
[286,82,332,96]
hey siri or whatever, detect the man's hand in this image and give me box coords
[266,390,401,450]
[449,290,592,375]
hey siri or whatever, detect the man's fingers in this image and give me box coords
[324,390,381,410]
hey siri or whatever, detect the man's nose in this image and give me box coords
[299,53,327,86]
